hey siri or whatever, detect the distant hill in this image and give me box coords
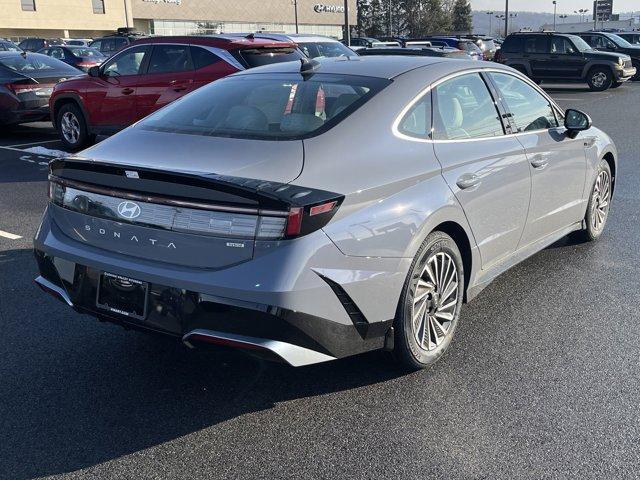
[472,10,557,35]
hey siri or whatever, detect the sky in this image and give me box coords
[470,0,639,14]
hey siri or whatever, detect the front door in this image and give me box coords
[432,72,531,269]
[546,36,588,79]
[95,45,150,128]
[487,71,587,246]
[134,43,195,121]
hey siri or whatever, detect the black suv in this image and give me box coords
[577,32,640,80]
[17,38,63,52]
[496,32,636,91]
[89,30,146,56]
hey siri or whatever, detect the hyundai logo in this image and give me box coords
[117,201,141,219]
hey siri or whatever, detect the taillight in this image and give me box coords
[286,207,303,236]
[5,82,38,95]
[284,200,341,239]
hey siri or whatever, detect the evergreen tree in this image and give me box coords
[451,0,472,33]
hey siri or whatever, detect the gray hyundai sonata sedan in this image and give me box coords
[34,56,617,369]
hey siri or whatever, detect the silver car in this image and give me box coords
[34,56,617,369]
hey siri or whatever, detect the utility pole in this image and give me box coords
[389,0,392,36]
[487,11,494,35]
[594,0,598,30]
[343,0,350,46]
[553,1,557,30]
[292,0,299,34]
[504,0,509,37]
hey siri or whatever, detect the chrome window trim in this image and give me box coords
[392,67,567,144]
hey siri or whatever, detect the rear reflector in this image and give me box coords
[310,201,337,216]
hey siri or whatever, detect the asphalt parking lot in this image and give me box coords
[1,82,640,479]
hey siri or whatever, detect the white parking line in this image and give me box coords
[6,139,60,148]
[0,145,59,156]
[0,230,22,240]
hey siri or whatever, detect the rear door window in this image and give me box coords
[147,44,193,74]
[397,94,431,139]
[524,36,548,53]
[236,48,304,68]
[90,39,102,51]
[433,73,504,140]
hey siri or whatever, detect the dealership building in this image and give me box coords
[0,0,356,41]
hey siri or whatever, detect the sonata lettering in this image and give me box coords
[83,225,177,249]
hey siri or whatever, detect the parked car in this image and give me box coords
[0,39,21,52]
[38,45,106,72]
[617,32,640,45]
[495,32,636,90]
[426,37,483,60]
[467,35,498,60]
[18,38,64,52]
[251,33,355,58]
[357,46,470,60]
[342,37,380,49]
[35,56,617,370]
[89,32,146,56]
[50,35,304,150]
[65,39,93,47]
[577,32,640,80]
[0,52,80,126]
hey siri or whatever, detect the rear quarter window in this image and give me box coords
[236,48,304,68]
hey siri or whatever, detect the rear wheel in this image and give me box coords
[57,103,95,151]
[586,67,613,91]
[393,231,464,370]
[576,160,612,242]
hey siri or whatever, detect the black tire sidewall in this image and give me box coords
[584,160,612,241]
[394,232,464,370]
[587,67,612,91]
[57,103,90,151]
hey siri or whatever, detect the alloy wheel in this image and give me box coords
[60,111,80,145]
[412,252,459,351]
[591,72,607,89]
[591,170,611,231]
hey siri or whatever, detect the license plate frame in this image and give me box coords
[96,272,149,321]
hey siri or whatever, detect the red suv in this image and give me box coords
[50,35,303,150]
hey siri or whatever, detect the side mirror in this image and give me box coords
[564,109,592,132]
[88,65,100,77]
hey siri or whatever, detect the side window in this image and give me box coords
[90,40,102,52]
[489,72,558,133]
[501,36,523,53]
[433,73,504,141]
[524,36,548,53]
[102,38,115,53]
[50,47,64,59]
[148,44,193,74]
[102,46,149,77]
[113,37,127,52]
[397,94,431,139]
[190,46,221,69]
[550,37,576,54]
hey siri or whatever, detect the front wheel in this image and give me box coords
[586,67,613,91]
[393,231,464,370]
[577,160,613,242]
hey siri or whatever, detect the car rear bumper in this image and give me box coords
[0,104,49,125]
[34,205,404,365]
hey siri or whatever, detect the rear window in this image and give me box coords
[140,73,390,140]
[68,47,103,57]
[236,48,304,68]
[0,53,78,73]
[298,42,354,59]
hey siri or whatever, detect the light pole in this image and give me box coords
[389,0,392,36]
[504,0,509,37]
[553,1,557,30]
[559,14,568,23]
[292,0,298,34]
[486,11,494,35]
[574,9,588,23]
[594,0,599,30]
[343,0,350,46]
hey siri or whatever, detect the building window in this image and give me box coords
[92,0,105,14]
[20,0,36,11]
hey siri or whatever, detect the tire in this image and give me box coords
[393,231,465,371]
[611,81,623,89]
[576,159,613,242]
[586,67,613,91]
[632,61,640,81]
[56,102,95,151]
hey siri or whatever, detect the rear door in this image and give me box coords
[487,71,587,246]
[94,45,150,127]
[134,43,195,121]
[432,72,531,269]
[523,36,550,77]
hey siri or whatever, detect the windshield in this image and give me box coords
[298,42,354,59]
[141,73,391,140]
[0,42,21,52]
[605,33,634,48]
[68,47,104,57]
[568,35,592,52]
[0,53,78,73]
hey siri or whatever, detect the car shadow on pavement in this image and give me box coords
[0,248,407,480]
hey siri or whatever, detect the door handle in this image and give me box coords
[530,155,549,169]
[456,173,481,190]
[121,87,134,95]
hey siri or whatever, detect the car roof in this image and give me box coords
[234,55,456,79]
[131,35,295,49]
[252,33,342,44]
